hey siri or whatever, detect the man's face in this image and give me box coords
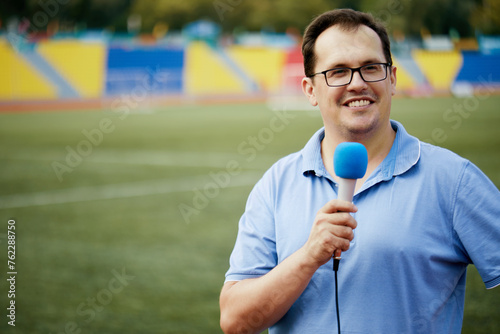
[302,24,397,138]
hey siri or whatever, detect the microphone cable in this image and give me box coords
[333,257,341,334]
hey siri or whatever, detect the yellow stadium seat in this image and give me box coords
[412,50,463,91]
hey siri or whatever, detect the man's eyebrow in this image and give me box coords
[323,62,348,69]
[360,58,385,65]
[326,59,384,69]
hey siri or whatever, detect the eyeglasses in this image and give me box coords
[309,63,392,87]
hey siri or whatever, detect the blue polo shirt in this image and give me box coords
[225,120,500,333]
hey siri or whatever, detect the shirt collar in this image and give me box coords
[301,120,421,185]
[301,127,327,177]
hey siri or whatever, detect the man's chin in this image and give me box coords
[342,118,378,137]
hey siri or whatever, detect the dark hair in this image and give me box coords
[302,9,392,77]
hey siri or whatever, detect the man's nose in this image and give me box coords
[347,70,367,90]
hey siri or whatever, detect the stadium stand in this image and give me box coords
[106,45,184,97]
[1,33,499,104]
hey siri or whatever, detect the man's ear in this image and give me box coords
[302,76,318,106]
[390,66,397,96]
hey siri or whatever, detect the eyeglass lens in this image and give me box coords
[325,64,387,86]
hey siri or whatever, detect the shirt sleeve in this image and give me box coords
[452,161,500,289]
[225,172,278,282]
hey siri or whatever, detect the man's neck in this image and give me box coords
[321,121,396,192]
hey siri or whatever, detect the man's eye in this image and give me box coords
[363,65,381,72]
[328,69,349,77]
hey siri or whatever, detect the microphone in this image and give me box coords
[334,142,368,202]
[332,142,368,269]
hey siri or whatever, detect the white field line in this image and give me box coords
[3,149,278,169]
[0,171,262,209]
[86,150,251,168]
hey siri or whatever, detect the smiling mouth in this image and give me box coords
[345,99,373,108]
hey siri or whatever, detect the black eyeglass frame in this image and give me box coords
[309,62,393,87]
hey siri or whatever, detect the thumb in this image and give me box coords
[334,249,342,258]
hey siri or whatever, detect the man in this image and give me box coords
[220,8,500,334]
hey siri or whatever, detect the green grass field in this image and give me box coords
[0,95,499,333]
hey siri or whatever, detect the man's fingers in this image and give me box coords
[336,224,355,241]
[319,199,358,215]
[306,200,359,264]
[316,211,357,230]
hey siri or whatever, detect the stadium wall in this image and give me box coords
[1,38,499,103]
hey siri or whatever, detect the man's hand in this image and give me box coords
[303,199,358,267]
[220,200,358,333]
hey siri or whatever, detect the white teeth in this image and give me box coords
[348,99,370,108]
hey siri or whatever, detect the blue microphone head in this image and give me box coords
[334,142,368,179]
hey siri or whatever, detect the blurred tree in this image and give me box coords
[130,0,212,33]
[242,0,337,32]
[73,0,133,30]
[337,0,363,11]
[0,1,28,25]
[471,0,500,34]
[0,0,498,36]
[129,0,338,33]
[403,0,477,37]
[0,0,132,33]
